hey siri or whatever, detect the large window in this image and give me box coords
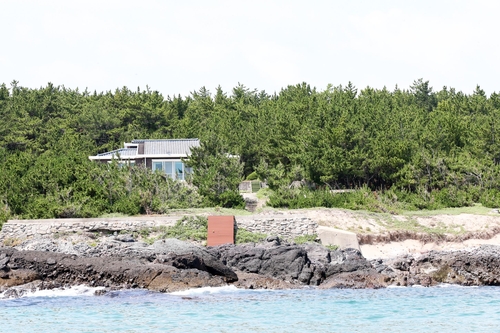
[152,160,192,180]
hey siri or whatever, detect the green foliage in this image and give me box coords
[0,196,11,228]
[479,189,500,208]
[268,186,478,213]
[246,171,258,180]
[235,228,267,244]
[325,244,339,251]
[158,216,208,241]
[2,80,500,223]
[186,137,245,208]
[268,186,386,212]
[293,234,318,244]
[256,187,273,200]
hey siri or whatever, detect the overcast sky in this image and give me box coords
[1,0,499,97]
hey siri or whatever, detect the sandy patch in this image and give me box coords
[253,208,500,258]
[361,234,500,260]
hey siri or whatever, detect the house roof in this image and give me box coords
[89,138,200,160]
[93,147,137,158]
[132,139,200,155]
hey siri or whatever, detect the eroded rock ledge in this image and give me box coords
[1,237,499,298]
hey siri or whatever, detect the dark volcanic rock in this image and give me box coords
[154,252,237,282]
[115,234,135,242]
[379,245,500,287]
[210,241,377,286]
[319,270,388,289]
[0,247,231,294]
[212,243,310,282]
[7,234,500,294]
[326,248,372,277]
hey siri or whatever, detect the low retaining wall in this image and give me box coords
[0,215,319,242]
[317,226,360,250]
[0,217,179,241]
[235,216,317,239]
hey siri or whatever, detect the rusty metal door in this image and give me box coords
[207,216,235,246]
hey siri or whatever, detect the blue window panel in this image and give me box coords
[165,162,173,178]
[153,162,163,171]
[175,161,184,180]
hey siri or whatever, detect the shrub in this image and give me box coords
[158,216,208,241]
[185,138,245,208]
[268,185,481,213]
[0,200,10,230]
[433,187,473,208]
[112,195,141,216]
[246,171,259,181]
[217,190,245,209]
[479,188,500,208]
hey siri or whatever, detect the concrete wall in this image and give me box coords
[317,226,360,250]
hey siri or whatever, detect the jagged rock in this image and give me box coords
[379,245,500,286]
[115,234,135,242]
[301,243,330,266]
[232,271,303,290]
[4,234,500,293]
[325,248,372,278]
[0,247,230,292]
[319,270,388,289]
[0,253,9,269]
[211,242,376,286]
[154,252,237,282]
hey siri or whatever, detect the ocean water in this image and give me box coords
[1,285,499,333]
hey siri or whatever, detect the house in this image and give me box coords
[88,139,200,180]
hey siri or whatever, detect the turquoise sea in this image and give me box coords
[1,285,499,332]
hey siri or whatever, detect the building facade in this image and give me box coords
[88,139,200,181]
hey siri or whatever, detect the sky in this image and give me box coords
[1,0,499,97]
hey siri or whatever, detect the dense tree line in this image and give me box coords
[1,79,500,224]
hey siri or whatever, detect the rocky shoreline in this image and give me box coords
[1,233,500,298]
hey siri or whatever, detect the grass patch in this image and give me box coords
[99,213,130,218]
[293,234,318,244]
[167,207,253,216]
[326,244,339,251]
[3,238,22,247]
[403,203,494,217]
[155,216,208,242]
[375,216,465,235]
[235,228,267,244]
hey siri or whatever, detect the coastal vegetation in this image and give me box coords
[132,216,267,245]
[1,79,500,226]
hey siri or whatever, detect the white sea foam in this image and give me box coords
[1,285,105,299]
[169,285,241,296]
[436,283,477,288]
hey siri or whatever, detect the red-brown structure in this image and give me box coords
[207,216,235,246]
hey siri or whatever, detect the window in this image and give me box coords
[152,160,191,180]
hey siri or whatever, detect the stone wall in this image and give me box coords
[235,216,318,239]
[0,215,318,242]
[0,217,179,241]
